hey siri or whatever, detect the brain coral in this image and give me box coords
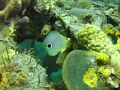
[78,24,119,58]
[78,24,120,76]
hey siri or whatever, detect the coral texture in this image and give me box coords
[78,24,119,57]
[0,53,53,90]
[62,50,107,90]
[0,0,30,22]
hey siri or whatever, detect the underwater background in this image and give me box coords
[0,0,120,90]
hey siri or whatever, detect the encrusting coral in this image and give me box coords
[83,68,98,88]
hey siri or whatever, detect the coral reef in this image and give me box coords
[0,0,55,90]
[78,24,119,57]
[62,50,107,90]
[77,25,120,79]
[34,0,120,89]
[0,0,30,22]
[0,21,54,90]
[0,53,53,90]
[35,0,106,39]
[0,0,120,89]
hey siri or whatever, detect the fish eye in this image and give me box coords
[47,43,52,48]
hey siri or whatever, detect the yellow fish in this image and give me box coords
[43,31,69,56]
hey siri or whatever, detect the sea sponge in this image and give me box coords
[96,53,110,64]
[83,68,98,88]
[0,71,10,87]
[101,69,111,78]
[0,0,31,22]
[98,67,111,78]
[4,0,22,19]
[41,24,51,36]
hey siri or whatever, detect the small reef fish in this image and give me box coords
[43,31,69,56]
